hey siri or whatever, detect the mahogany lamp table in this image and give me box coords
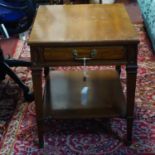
[28,4,139,148]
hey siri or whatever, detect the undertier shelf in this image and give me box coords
[43,70,126,119]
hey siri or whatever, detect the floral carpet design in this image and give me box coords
[0,25,155,154]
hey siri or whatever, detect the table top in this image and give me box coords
[29,4,139,46]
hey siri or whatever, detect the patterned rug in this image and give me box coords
[0,24,155,154]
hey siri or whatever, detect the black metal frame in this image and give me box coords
[0,48,34,101]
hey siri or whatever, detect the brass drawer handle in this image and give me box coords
[72,49,97,61]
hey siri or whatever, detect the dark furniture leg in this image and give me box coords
[44,67,50,78]
[32,67,44,148]
[115,65,121,75]
[5,59,31,67]
[126,45,138,145]
[0,48,34,101]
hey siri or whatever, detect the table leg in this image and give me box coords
[44,67,49,78]
[115,65,121,76]
[32,67,44,148]
[126,64,137,145]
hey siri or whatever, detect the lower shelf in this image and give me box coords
[43,70,126,119]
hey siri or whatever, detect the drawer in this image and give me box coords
[43,46,126,61]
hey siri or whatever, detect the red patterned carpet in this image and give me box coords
[0,24,155,154]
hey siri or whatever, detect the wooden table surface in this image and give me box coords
[29,4,138,45]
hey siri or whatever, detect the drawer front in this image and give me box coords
[43,46,126,62]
